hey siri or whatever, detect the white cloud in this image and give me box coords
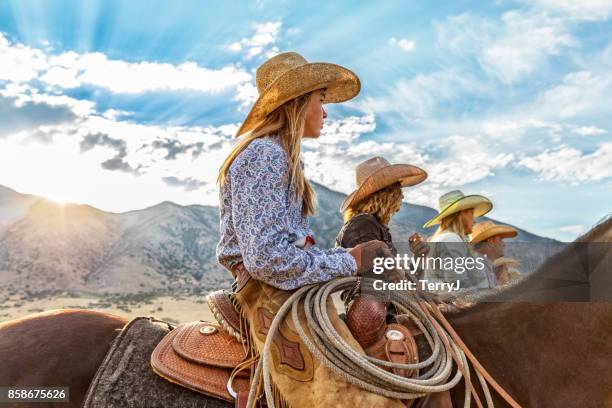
[526,0,612,20]
[389,37,416,53]
[0,82,35,97]
[301,114,514,209]
[360,69,489,120]
[0,30,275,211]
[518,143,612,183]
[22,91,94,116]
[227,21,282,59]
[302,114,429,203]
[481,118,558,140]
[558,224,587,235]
[1,34,253,95]
[0,109,238,211]
[436,11,576,84]
[234,82,259,111]
[480,118,607,141]
[46,52,252,94]
[0,33,48,82]
[0,2,608,233]
[0,75,242,208]
[536,70,612,118]
[305,113,377,145]
[571,125,607,136]
[0,83,95,121]
[435,13,494,55]
[39,65,81,88]
[0,80,584,223]
[100,108,132,121]
[264,46,280,59]
[424,135,514,187]
[480,12,575,83]
[227,43,242,52]
[457,42,612,141]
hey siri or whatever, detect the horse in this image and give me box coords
[444,215,612,407]
[1,216,610,407]
[0,308,129,408]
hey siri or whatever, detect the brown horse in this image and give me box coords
[1,217,610,407]
[445,215,612,407]
[0,309,128,408]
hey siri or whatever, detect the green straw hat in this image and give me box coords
[423,190,492,228]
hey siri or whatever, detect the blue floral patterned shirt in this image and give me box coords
[216,135,357,290]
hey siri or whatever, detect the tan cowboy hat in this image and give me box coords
[236,52,361,136]
[423,190,492,228]
[470,220,518,244]
[339,156,427,213]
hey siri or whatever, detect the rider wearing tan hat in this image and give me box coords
[337,156,427,252]
[470,220,518,244]
[335,156,429,405]
[471,221,521,285]
[340,156,427,214]
[216,52,406,407]
[236,52,360,137]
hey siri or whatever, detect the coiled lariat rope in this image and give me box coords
[246,276,521,408]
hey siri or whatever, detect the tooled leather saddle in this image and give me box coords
[150,261,316,407]
[150,318,251,407]
[151,261,421,407]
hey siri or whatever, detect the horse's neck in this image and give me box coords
[446,300,604,363]
[446,300,611,406]
[448,300,612,359]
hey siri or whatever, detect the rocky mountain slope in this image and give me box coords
[0,183,561,296]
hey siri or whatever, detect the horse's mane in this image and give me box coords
[449,213,612,306]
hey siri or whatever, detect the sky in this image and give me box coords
[0,0,610,241]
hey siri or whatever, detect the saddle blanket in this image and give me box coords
[82,316,232,408]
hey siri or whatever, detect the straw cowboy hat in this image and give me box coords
[470,220,518,244]
[340,156,427,213]
[236,52,361,136]
[423,190,492,228]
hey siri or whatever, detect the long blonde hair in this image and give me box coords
[343,183,403,226]
[433,211,469,240]
[217,93,316,216]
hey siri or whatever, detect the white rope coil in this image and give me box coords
[246,276,495,408]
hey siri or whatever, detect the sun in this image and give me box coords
[47,197,68,205]
[42,192,73,206]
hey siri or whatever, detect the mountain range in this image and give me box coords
[0,183,561,296]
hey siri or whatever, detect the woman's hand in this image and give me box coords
[494,263,511,285]
[348,245,363,274]
[409,233,429,257]
[348,241,404,282]
[349,240,388,276]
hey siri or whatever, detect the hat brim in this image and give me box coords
[470,225,518,244]
[340,164,428,213]
[423,195,492,228]
[236,62,361,137]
